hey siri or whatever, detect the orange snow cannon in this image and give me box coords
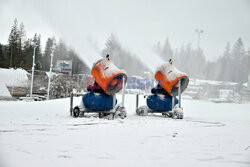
[155,62,189,96]
[91,59,127,95]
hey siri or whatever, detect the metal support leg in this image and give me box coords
[70,92,73,116]
[121,76,126,107]
[172,96,175,110]
[113,94,116,108]
[178,80,182,108]
[136,94,139,111]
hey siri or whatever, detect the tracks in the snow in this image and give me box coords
[184,119,226,127]
[0,117,225,135]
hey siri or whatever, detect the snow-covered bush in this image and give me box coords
[50,74,77,98]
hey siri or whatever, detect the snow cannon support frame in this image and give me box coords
[135,79,183,119]
[70,76,127,119]
[70,59,127,119]
[136,62,189,119]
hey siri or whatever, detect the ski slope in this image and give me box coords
[0,95,250,167]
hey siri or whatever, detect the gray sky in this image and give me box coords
[0,0,249,70]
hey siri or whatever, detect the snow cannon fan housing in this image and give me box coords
[155,62,189,96]
[91,59,127,95]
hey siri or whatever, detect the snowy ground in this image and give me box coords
[0,94,250,167]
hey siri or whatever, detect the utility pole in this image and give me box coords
[30,44,37,97]
[194,29,204,85]
[47,46,55,100]
[195,29,204,49]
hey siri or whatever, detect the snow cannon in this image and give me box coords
[71,58,127,119]
[91,59,127,95]
[136,61,189,119]
[155,62,189,96]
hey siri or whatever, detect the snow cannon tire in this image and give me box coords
[172,107,184,119]
[99,112,104,118]
[136,106,148,116]
[115,105,127,119]
[73,107,80,118]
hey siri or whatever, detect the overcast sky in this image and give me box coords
[0,0,249,70]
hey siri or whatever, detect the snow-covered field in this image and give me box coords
[0,95,250,167]
[0,68,28,88]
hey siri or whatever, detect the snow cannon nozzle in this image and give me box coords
[91,59,127,95]
[155,62,189,97]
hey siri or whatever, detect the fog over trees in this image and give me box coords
[154,38,250,84]
[1,18,249,84]
[0,19,89,74]
[102,34,150,77]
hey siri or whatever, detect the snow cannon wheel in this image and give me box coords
[98,112,104,118]
[136,106,148,116]
[115,105,127,119]
[73,107,80,118]
[172,106,183,119]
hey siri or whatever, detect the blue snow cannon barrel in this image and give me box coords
[82,92,117,111]
[147,94,178,111]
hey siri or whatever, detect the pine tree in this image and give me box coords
[102,34,149,76]
[32,34,43,70]
[18,22,27,68]
[102,34,121,65]
[161,38,173,61]
[205,61,217,80]
[0,43,4,67]
[44,37,56,71]
[231,38,245,83]
[194,48,206,78]
[220,42,232,81]
[68,49,89,74]
[22,38,33,70]
[174,44,185,71]
[240,48,250,83]
[185,43,193,76]
[18,22,26,49]
[53,40,68,67]
[174,43,206,79]
[153,41,162,56]
[8,18,20,68]
[7,19,27,68]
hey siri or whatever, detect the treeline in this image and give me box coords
[1,19,249,83]
[154,38,250,84]
[206,39,250,84]
[0,18,89,74]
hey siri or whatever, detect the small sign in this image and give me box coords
[55,60,72,75]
